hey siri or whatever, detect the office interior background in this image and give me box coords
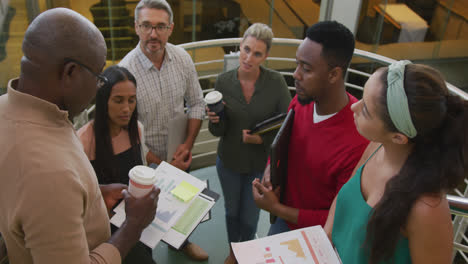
[0,0,467,95]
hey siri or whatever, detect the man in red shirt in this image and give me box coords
[253,21,369,234]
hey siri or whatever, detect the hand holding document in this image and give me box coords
[232,226,341,264]
[110,162,218,249]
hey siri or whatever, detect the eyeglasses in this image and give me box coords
[64,58,108,89]
[138,23,171,34]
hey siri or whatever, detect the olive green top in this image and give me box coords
[208,66,291,173]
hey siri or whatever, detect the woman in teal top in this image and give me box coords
[331,146,411,263]
[324,61,467,263]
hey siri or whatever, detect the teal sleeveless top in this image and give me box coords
[331,146,411,263]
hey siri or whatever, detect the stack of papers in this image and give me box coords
[110,162,211,249]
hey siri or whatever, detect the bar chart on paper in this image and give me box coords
[232,226,341,264]
[151,162,207,231]
[156,209,177,224]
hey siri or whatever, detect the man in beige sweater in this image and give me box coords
[0,8,160,264]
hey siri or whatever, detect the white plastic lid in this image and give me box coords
[204,91,223,104]
[128,165,157,185]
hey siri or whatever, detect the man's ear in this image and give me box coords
[391,132,409,145]
[61,61,78,93]
[167,22,174,38]
[328,66,342,84]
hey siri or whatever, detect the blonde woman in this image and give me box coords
[207,23,291,264]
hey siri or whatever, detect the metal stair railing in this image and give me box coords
[448,194,468,262]
[174,38,468,169]
[75,38,468,167]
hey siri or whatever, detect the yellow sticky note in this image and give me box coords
[171,181,200,202]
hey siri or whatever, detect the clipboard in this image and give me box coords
[111,162,211,249]
[200,180,217,223]
[145,164,219,248]
[269,109,295,224]
[250,113,287,135]
[163,186,220,249]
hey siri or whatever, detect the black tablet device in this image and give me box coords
[269,109,295,224]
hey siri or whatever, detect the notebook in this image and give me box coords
[250,113,287,135]
[166,113,188,161]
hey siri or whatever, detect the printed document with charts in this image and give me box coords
[232,226,342,264]
[110,162,212,249]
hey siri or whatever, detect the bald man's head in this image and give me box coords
[18,8,107,119]
[23,8,106,66]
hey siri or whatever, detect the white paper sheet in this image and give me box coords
[232,226,341,264]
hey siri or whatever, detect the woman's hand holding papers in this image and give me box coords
[242,129,263,144]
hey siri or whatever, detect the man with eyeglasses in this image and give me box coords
[119,0,207,261]
[0,8,160,264]
[64,58,109,89]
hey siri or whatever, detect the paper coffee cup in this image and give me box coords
[204,91,224,118]
[128,165,157,198]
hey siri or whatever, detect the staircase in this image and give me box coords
[90,0,138,61]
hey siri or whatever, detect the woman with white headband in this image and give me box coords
[324,61,467,263]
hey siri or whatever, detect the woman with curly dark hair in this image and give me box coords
[325,61,467,263]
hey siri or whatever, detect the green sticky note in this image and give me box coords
[171,181,199,202]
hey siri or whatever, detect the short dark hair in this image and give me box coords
[306,21,355,72]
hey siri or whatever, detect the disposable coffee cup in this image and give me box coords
[204,91,225,119]
[128,165,157,198]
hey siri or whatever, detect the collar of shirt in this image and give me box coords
[229,65,267,96]
[6,78,72,127]
[135,42,175,71]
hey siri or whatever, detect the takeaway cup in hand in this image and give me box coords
[128,165,157,198]
[204,91,224,119]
